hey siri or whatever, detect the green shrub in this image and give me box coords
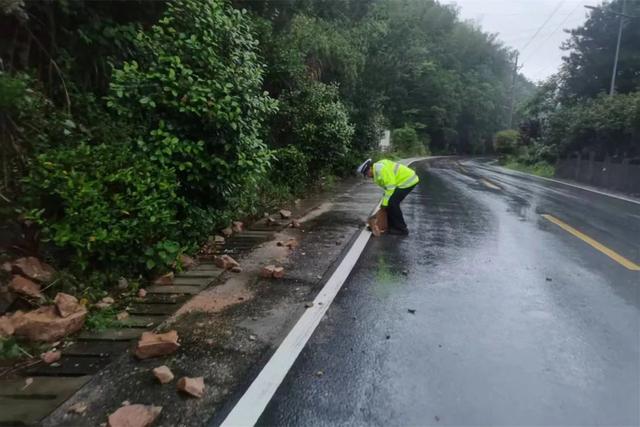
[106,0,277,210]
[391,125,426,156]
[23,143,183,275]
[269,146,310,196]
[493,129,520,155]
[280,81,354,175]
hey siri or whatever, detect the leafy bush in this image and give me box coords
[493,129,520,155]
[269,146,310,196]
[23,143,183,275]
[391,125,427,156]
[107,0,277,209]
[279,81,354,175]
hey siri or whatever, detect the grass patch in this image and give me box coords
[502,158,555,178]
[85,307,122,331]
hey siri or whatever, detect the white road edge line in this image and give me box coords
[470,162,640,206]
[220,157,427,427]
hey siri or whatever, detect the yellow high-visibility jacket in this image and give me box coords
[372,159,419,207]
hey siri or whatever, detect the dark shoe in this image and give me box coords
[387,227,409,236]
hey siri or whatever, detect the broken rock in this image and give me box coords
[11,257,55,283]
[41,350,61,364]
[177,376,205,398]
[68,401,88,415]
[117,277,129,290]
[214,255,239,270]
[12,305,87,342]
[272,266,285,279]
[107,404,162,427]
[289,219,301,229]
[116,311,129,321]
[260,265,276,278]
[152,365,174,384]
[153,272,173,286]
[138,289,147,298]
[232,221,244,233]
[54,293,80,318]
[279,209,292,219]
[134,330,180,359]
[9,275,43,300]
[212,235,225,244]
[230,266,242,273]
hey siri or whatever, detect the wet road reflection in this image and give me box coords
[258,158,640,426]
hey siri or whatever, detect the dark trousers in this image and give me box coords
[387,184,416,232]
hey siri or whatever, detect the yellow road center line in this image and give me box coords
[542,214,640,271]
[481,178,501,190]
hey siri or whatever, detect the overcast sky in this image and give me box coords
[445,0,592,82]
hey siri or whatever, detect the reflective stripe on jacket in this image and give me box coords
[372,159,419,207]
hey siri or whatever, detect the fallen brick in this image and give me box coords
[177,376,205,398]
[134,330,180,359]
[214,255,239,270]
[107,404,162,427]
[54,293,80,318]
[9,275,43,300]
[12,306,87,342]
[152,365,174,384]
[260,265,276,278]
[41,350,61,364]
[11,257,55,283]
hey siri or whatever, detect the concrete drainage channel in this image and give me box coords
[0,210,310,426]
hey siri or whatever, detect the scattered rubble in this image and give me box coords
[248,334,256,341]
[41,350,61,364]
[230,266,242,273]
[54,293,80,318]
[212,235,225,244]
[289,219,301,228]
[134,330,180,359]
[214,255,239,270]
[138,289,147,298]
[68,401,88,415]
[107,404,162,427]
[152,365,174,384]
[232,221,244,233]
[153,272,173,286]
[9,275,43,300]
[272,266,285,279]
[177,376,205,398]
[260,265,276,278]
[11,257,55,283]
[305,302,314,308]
[12,305,87,342]
[116,311,129,321]
[279,209,292,219]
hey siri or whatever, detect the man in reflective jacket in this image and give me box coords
[357,158,419,235]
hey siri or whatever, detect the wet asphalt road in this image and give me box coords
[257,158,640,426]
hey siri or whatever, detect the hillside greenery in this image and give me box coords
[1,0,532,288]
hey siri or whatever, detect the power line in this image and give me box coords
[519,0,567,54]
[522,2,584,64]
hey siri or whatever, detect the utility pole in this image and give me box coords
[609,0,626,95]
[508,51,519,129]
